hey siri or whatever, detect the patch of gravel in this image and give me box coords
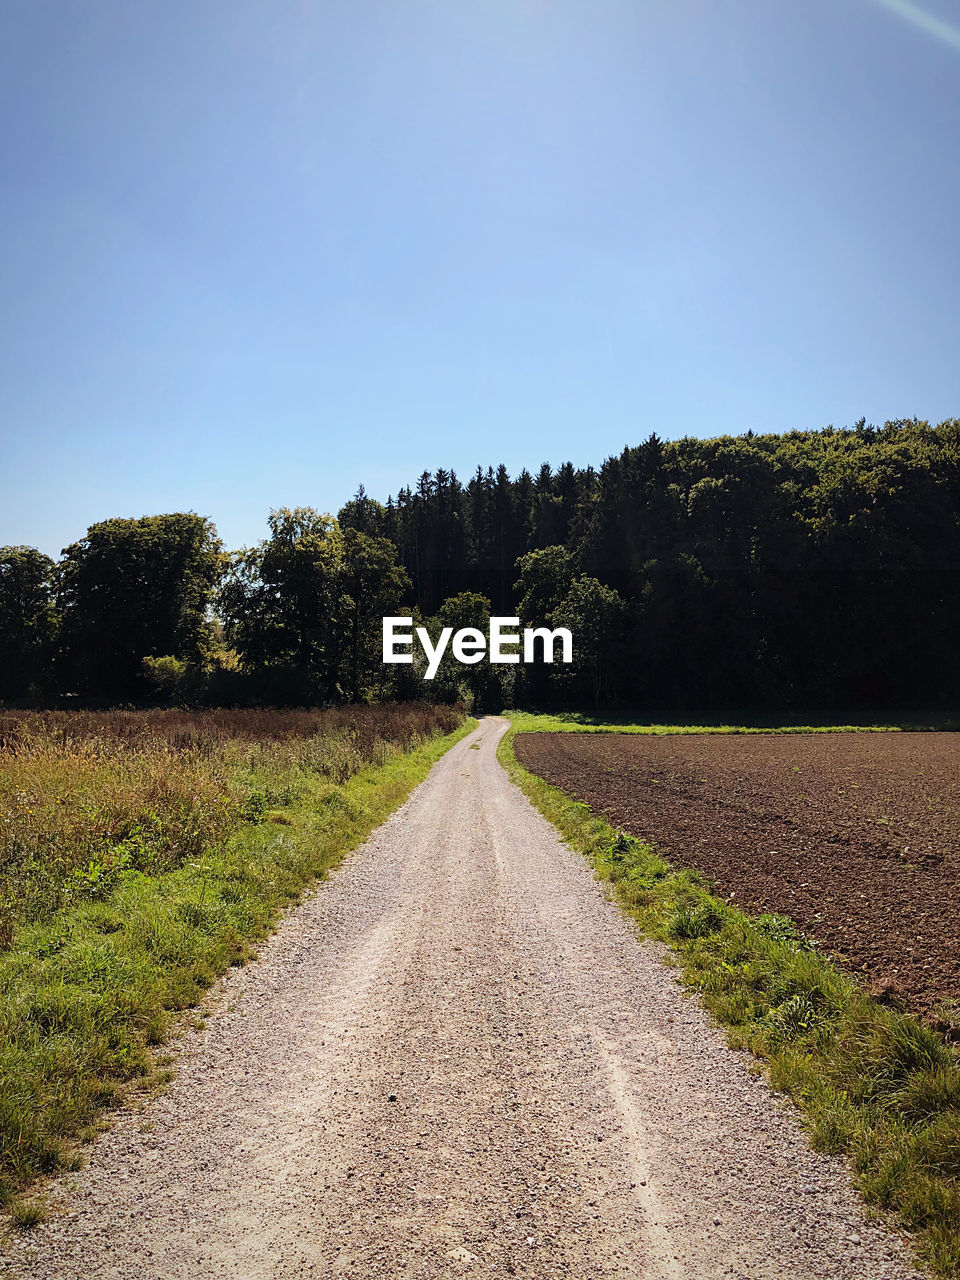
[0,718,925,1279]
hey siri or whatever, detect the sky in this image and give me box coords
[1,0,958,558]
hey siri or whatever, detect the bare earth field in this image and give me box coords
[514,731,960,1020]
[0,720,920,1279]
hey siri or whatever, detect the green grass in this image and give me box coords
[0,716,475,1205]
[502,710,909,734]
[499,718,960,1278]
[0,704,467,943]
[8,1196,48,1229]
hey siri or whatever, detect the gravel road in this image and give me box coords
[0,718,923,1280]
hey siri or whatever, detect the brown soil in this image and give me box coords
[514,731,960,1019]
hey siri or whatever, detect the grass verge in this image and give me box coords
[499,719,960,1278]
[0,716,475,1206]
[502,710,909,734]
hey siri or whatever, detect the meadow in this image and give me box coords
[0,704,469,1208]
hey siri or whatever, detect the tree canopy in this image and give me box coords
[338,418,960,711]
[0,546,58,700]
[217,508,410,703]
[3,419,958,711]
[58,514,222,699]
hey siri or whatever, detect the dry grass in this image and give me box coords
[0,703,470,1203]
[9,1196,48,1229]
[0,705,463,946]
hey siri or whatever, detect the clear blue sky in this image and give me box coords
[2,0,958,558]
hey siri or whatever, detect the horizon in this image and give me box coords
[9,414,953,559]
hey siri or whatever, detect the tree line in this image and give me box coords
[2,418,959,712]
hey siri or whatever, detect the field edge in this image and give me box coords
[500,709,924,735]
[0,715,477,1216]
[497,716,960,1280]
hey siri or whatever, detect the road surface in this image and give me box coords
[0,717,920,1279]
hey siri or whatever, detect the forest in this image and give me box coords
[2,417,959,713]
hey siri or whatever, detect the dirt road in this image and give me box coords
[1,718,921,1280]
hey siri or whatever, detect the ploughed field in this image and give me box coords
[513,731,960,1020]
